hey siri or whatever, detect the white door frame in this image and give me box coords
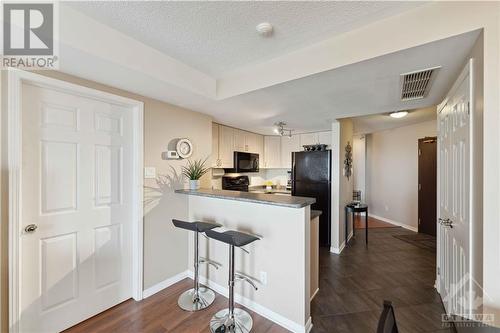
[7,69,144,332]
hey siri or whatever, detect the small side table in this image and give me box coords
[345,203,369,245]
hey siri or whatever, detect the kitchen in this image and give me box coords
[210,122,332,245]
[173,122,332,332]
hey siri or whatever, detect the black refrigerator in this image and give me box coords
[292,150,331,247]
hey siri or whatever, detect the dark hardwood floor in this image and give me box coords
[65,227,449,333]
[311,227,452,333]
[64,278,287,333]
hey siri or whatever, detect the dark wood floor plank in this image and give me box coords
[66,227,450,333]
[311,227,452,333]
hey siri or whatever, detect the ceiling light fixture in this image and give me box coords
[256,22,274,37]
[274,121,293,138]
[390,111,409,119]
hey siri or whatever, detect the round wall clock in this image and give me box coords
[176,138,193,158]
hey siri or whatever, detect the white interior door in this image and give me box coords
[437,60,472,318]
[19,83,134,332]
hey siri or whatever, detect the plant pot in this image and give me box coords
[189,179,200,190]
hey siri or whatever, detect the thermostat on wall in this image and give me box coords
[162,138,193,160]
[162,150,180,160]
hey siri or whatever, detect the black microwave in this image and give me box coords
[227,152,259,173]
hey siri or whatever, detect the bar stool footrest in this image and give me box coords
[199,257,222,269]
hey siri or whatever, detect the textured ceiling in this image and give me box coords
[68,1,424,77]
[201,30,479,134]
[350,106,437,135]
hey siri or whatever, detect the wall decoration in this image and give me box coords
[176,138,193,158]
[344,141,353,180]
[161,138,193,160]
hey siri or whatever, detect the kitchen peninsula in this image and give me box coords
[175,188,316,333]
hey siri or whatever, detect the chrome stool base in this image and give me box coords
[177,287,216,311]
[209,308,253,333]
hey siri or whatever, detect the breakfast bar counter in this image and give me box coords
[175,188,315,208]
[176,187,315,333]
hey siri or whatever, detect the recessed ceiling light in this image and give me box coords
[256,22,273,37]
[390,111,408,119]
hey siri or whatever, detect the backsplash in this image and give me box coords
[210,168,290,189]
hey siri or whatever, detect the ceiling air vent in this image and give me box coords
[400,66,440,101]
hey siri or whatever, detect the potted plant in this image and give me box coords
[181,158,209,190]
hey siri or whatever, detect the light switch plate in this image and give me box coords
[144,167,156,179]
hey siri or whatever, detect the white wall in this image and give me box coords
[365,120,437,231]
[353,135,366,201]
[467,32,484,316]
[188,195,311,332]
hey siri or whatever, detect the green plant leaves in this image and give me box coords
[181,158,209,180]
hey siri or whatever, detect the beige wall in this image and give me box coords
[331,119,354,252]
[365,119,437,230]
[0,70,213,331]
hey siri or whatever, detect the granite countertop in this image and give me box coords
[311,210,322,220]
[175,188,315,208]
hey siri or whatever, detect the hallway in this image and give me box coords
[311,227,451,333]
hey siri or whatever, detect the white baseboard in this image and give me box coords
[369,214,418,232]
[188,271,312,333]
[142,270,188,299]
[305,316,313,333]
[330,230,353,254]
[310,288,319,302]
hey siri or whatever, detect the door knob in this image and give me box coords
[24,224,38,233]
[438,218,453,228]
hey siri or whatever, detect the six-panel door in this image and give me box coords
[20,84,134,332]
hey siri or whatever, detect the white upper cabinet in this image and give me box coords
[254,134,264,157]
[245,132,261,154]
[263,136,281,168]
[211,123,220,167]
[212,122,330,170]
[212,123,265,168]
[300,132,319,146]
[233,129,246,152]
[280,135,300,169]
[218,125,234,168]
[317,131,332,148]
[299,131,332,148]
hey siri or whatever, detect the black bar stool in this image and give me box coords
[205,229,260,333]
[172,219,221,311]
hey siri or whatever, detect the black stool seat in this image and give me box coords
[205,229,260,247]
[172,219,221,233]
